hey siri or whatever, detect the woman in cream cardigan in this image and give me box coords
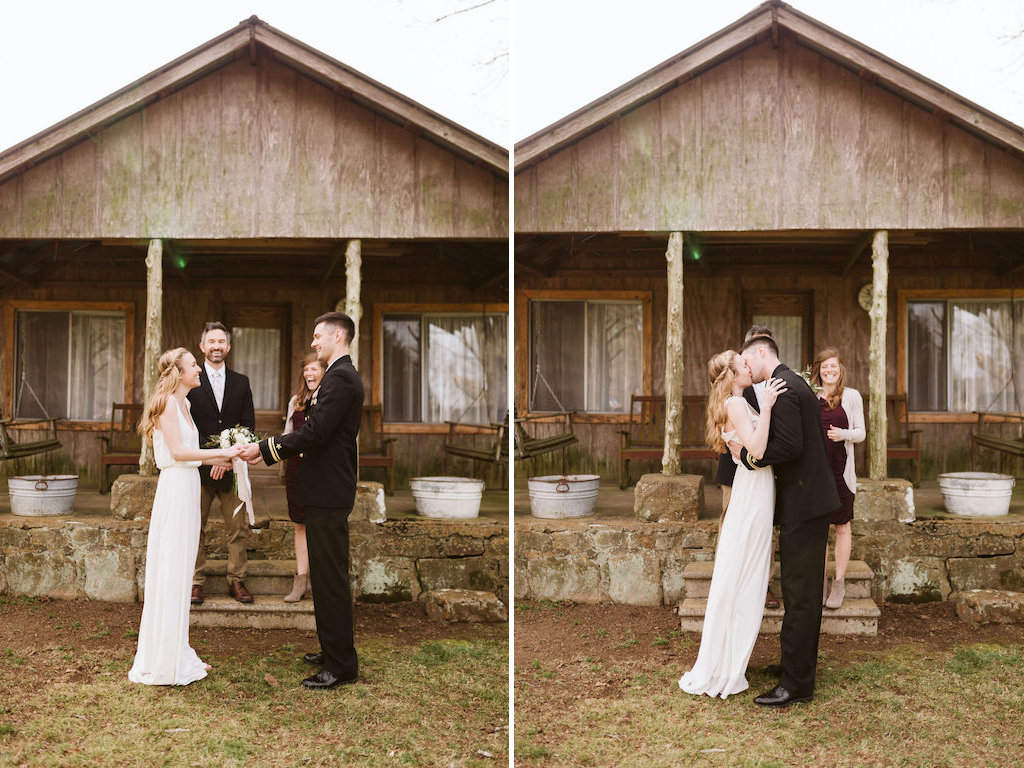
[811,348,865,609]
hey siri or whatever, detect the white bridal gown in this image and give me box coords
[678,397,775,699]
[128,401,208,686]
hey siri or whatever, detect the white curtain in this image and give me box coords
[382,316,422,422]
[425,314,507,424]
[752,314,804,369]
[584,303,643,413]
[69,314,125,420]
[906,302,947,411]
[950,302,1019,412]
[231,327,280,410]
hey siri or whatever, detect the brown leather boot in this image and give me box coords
[229,580,254,603]
[191,585,204,605]
[283,573,309,603]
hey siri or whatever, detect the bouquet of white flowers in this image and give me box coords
[207,425,258,526]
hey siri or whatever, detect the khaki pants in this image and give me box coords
[193,484,249,586]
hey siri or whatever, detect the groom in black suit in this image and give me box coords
[735,335,839,707]
[241,311,363,690]
[187,321,257,605]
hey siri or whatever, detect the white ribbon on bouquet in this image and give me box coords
[232,458,255,526]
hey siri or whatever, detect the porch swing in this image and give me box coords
[1,368,62,461]
[514,341,577,469]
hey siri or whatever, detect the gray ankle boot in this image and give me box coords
[283,573,309,603]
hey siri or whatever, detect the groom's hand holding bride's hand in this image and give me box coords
[238,443,263,466]
[727,440,742,460]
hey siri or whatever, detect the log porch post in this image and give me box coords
[338,239,362,370]
[663,232,684,475]
[868,230,888,481]
[140,238,162,476]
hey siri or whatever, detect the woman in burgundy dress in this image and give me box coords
[281,353,326,602]
[811,348,865,609]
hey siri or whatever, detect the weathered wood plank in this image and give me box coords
[141,91,182,237]
[20,155,60,239]
[534,145,575,232]
[863,84,906,228]
[455,156,497,236]
[819,57,862,228]
[293,73,340,237]
[740,40,780,229]
[255,57,297,236]
[219,59,258,237]
[60,137,99,235]
[179,69,222,237]
[576,124,617,231]
[657,78,701,230]
[0,176,19,237]
[985,144,1024,228]
[334,96,376,237]
[778,36,820,228]
[617,100,660,231]
[903,104,945,228]
[374,117,417,238]
[945,122,988,229]
[512,166,537,233]
[699,55,743,230]
[100,112,144,237]
[416,137,456,238]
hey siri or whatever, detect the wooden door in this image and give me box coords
[742,291,814,370]
[222,303,291,435]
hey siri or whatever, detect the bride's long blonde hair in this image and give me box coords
[705,350,740,453]
[139,348,191,440]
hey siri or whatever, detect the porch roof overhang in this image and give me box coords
[514,0,1024,172]
[0,16,508,186]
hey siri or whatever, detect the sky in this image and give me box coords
[513,0,1024,141]
[0,0,509,152]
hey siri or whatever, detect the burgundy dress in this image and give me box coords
[820,398,855,525]
[284,407,306,524]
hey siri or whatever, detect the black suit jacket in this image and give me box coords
[187,366,256,491]
[258,355,363,510]
[715,385,760,486]
[739,364,840,524]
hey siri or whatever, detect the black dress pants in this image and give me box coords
[305,505,358,679]
[777,510,831,695]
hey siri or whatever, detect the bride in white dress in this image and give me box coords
[678,350,786,699]
[129,348,243,686]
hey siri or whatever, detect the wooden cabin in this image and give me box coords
[514,1,1024,483]
[0,17,508,488]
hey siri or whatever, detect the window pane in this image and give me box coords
[15,311,69,419]
[69,313,125,420]
[382,315,422,422]
[950,302,1014,412]
[529,301,585,411]
[752,314,804,368]
[907,302,947,411]
[585,303,643,412]
[425,314,507,423]
[231,327,280,410]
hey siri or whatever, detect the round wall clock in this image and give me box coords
[858,283,873,312]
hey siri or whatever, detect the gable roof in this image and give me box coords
[515,0,1024,171]
[0,16,507,184]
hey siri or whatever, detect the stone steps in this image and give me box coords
[190,595,316,630]
[681,559,874,600]
[679,559,879,635]
[198,559,299,597]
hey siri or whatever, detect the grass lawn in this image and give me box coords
[514,601,1024,768]
[0,597,508,767]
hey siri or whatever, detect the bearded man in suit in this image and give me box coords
[241,311,363,690]
[188,321,257,605]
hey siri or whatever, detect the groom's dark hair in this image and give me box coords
[741,334,779,358]
[315,311,355,345]
[744,324,774,342]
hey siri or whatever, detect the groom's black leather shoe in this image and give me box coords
[303,651,324,666]
[301,669,357,690]
[754,685,813,708]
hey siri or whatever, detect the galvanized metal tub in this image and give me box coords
[409,476,484,519]
[528,474,600,519]
[937,472,1014,517]
[8,475,79,517]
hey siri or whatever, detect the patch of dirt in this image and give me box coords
[515,600,1024,672]
[0,597,506,687]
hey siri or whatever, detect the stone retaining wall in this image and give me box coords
[514,516,1024,605]
[0,515,508,606]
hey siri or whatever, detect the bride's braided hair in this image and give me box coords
[705,350,739,453]
[139,348,190,440]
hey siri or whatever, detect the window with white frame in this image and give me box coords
[381,311,507,423]
[906,297,1024,412]
[14,309,127,421]
[529,299,644,413]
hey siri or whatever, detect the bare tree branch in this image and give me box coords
[435,0,496,23]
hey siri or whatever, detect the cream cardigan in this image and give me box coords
[826,387,865,494]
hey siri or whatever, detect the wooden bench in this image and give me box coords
[864,394,922,486]
[0,416,62,461]
[97,404,142,493]
[972,412,1024,468]
[514,411,577,471]
[618,395,718,489]
[358,404,396,495]
[443,415,509,486]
